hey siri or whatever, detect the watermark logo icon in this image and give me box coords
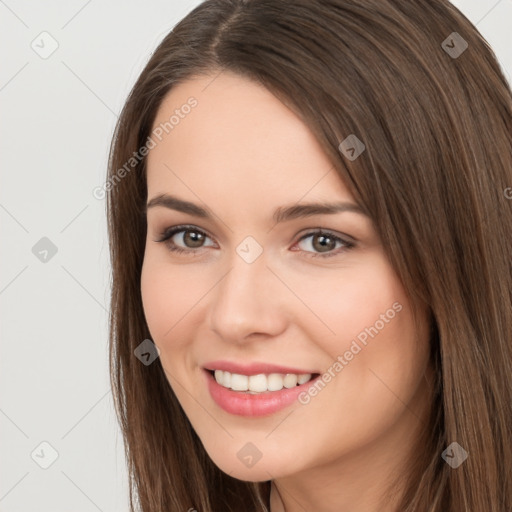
[134,339,161,366]
[31,31,59,59]
[236,236,263,264]
[31,441,59,469]
[441,441,468,468]
[338,134,366,161]
[441,32,468,59]
[32,237,58,263]
[237,442,263,468]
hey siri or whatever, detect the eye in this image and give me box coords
[155,225,355,259]
[294,230,355,258]
[155,225,215,255]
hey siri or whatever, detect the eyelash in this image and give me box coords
[155,224,355,259]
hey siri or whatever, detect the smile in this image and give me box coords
[203,367,321,417]
[212,369,315,393]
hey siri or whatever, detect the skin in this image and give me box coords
[141,70,434,512]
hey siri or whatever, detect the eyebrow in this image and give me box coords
[145,193,367,223]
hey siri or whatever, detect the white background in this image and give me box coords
[1,1,510,510]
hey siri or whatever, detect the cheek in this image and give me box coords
[282,254,424,408]
[140,254,192,347]
[281,254,407,349]
[140,251,219,375]
[300,263,428,435]
[140,258,200,394]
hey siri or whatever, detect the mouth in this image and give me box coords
[206,368,320,394]
[203,367,322,417]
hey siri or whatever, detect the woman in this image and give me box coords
[106,0,512,510]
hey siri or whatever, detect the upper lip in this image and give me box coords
[203,360,318,376]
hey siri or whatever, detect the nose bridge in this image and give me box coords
[208,244,286,342]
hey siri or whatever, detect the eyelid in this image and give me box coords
[296,228,356,245]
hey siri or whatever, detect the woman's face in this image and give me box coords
[141,71,432,483]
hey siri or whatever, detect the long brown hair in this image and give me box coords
[106,1,512,510]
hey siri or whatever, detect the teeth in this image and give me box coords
[222,371,231,388]
[213,370,313,393]
[297,373,312,385]
[249,373,267,392]
[283,374,298,388]
[230,373,248,391]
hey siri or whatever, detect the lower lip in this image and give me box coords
[204,369,320,417]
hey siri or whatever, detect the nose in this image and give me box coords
[208,249,288,345]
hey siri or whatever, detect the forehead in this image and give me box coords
[146,71,354,215]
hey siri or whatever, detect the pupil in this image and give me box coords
[185,230,204,248]
[314,234,334,252]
